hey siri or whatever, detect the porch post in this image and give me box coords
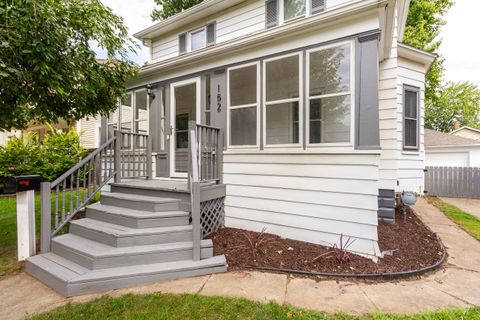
[146,134,153,180]
[40,182,51,253]
[114,130,122,183]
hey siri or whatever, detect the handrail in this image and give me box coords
[51,136,116,188]
[40,130,153,253]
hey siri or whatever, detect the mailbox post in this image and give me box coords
[5,175,42,261]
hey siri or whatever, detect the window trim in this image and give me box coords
[227,61,261,149]
[305,40,355,147]
[402,84,420,151]
[262,52,303,148]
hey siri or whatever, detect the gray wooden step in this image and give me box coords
[86,203,189,228]
[52,234,214,270]
[70,218,193,247]
[26,254,227,297]
[100,192,181,212]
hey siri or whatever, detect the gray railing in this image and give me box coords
[114,131,152,182]
[40,130,152,253]
[188,122,224,261]
[188,122,223,185]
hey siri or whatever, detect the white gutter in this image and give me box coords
[137,0,388,79]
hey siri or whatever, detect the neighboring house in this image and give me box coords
[0,118,101,149]
[450,126,480,141]
[99,0,434,257]
[25,0,437,297]
[425,128,480,167]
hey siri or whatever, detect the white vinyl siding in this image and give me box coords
[77,117,101,149]
[378,8,426,193]
[149,0,354,63]
[223,152,381,257]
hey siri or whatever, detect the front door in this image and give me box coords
[170,77,201,178]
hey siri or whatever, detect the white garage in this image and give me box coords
[425,129,480,167]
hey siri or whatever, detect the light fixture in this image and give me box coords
[146,84,156,100]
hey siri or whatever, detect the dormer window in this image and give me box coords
[266,0,325,28]
[179,22,216,55]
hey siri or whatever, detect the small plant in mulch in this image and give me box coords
[232,227,271,262]
[311,234,356,264]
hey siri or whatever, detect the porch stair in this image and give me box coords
[26,191,227,297]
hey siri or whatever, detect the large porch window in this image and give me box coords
[307,42,353,145]
[226,40,354,149]
[264,53,301,146]
[227,62,259,147]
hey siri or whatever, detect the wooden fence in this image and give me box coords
[425,166,480,199]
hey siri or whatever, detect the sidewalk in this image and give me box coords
[441,197,480,219]
[1,197,479,320]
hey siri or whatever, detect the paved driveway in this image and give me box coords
[441,197,480,219]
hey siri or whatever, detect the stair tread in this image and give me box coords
[28,253,227,284]
[87,203,188,219]
[102,192,181,204]
[70,218,192,237]
[28,254,226,284]
[41,252,90,275]
[53,234,212,258]
[71,255,227,283]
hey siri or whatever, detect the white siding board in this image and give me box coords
[224,163,378,180]
[225,196,378,225]
[223,174,378,195]
[227,185,378,210]
[225,206,378,240]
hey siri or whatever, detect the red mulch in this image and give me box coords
[207,206,445,276]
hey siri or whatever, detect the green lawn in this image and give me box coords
[27,292,480,320]
[0,191,100,277]
[426,196,480,241]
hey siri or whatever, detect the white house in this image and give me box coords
[26,0,438,297]
[101,0,434,256]
[425,128,480,167]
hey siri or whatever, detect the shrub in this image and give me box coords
[0,126,87,183]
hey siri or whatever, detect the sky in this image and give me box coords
[101,0,479,85]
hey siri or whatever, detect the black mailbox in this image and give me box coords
[4,175,42,194]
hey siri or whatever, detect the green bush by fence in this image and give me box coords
[0,126,87,183]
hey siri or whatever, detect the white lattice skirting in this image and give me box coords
[200,197,225,236]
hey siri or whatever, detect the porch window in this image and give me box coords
[403,85,419,150]
[228,63,259,147]
[134,90,148,148]
[264,53,301,145]
[307,42,353,145]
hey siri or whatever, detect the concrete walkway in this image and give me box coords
[441,197,480,219]
[1,197,479,320]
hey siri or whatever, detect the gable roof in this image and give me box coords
[425,128,480,147]
[450,126,480,135]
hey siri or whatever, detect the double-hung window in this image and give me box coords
[307,42,353,145]
[403,86,420,150]
[179,22,216,54]
[228,62,260,147]
[266,0,325,28]
[264,53,302,146]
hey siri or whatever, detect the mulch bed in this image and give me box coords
[207,205,445,277]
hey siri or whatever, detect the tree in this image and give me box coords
[0,0,138,131]
[425,81,480,133]
[403,0,454,107]
[151,0,204,21]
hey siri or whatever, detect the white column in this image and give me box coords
[16,190,36,261]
